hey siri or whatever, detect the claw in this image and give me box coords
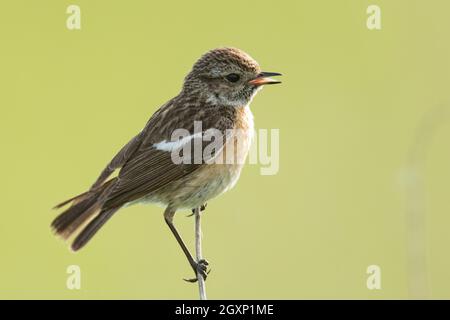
[183,259,211,283]
[199,258,209,265]
[186,204,208,217]
[183,269,211,283]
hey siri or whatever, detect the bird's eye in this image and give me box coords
[225,73,240,83]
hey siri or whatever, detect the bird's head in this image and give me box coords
[182,47,281,107]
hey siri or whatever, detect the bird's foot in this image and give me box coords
[183,259,211,283]
[186,203,208,217]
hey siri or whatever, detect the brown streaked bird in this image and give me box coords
[52,47,281,281]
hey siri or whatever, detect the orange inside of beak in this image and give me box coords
[248,77,281,86]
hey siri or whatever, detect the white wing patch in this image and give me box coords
[153,132,203,152]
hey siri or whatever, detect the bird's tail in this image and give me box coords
[51,178,118,251]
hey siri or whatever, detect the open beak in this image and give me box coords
[248,72,282,86]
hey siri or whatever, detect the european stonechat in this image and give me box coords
[52,47,281,281]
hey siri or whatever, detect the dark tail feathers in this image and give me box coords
[51,178,118,251]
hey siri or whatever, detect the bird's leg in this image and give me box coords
[187,203,207,217]
[164,207,209,282]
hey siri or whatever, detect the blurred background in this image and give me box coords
[0,0,449,299]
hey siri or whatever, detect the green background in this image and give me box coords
[1,0,450,299]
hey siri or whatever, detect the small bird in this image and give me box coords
[52,47,281,281]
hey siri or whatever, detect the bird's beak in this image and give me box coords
[248,72,282,86]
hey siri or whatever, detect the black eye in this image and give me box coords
[225,73,240,83]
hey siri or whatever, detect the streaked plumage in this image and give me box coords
[51,47,281,280]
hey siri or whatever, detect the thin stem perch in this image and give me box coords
[194,207,207,300]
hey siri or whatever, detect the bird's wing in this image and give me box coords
[89,98,178,190]
[102,100,236,209]
[90,133,144,190]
